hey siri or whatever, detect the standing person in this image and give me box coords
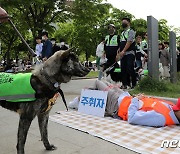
[142,32,148,54]
[96,37,105,80]
[104,24,120,69]
[116,17,136,89]
[159,43,170,79]
[141,32,148,69]
[50,38,61,55]
[34,36,43,65]
[60,39,69,50]
[164,42,169,52]
[135,36,147,68]
[41,31,52,61]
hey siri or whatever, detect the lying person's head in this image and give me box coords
[173,98,180,122]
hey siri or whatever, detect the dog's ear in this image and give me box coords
[60,48,75,60]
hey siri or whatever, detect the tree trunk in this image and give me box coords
[85,50,88,62]
[6,37,14,69]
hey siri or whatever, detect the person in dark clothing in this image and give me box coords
[50,38,61,55]
[41,31,52,61]
[116,17,136,89]
[60,43,68,50]
[59,39,69,50]
[104,24,120,69]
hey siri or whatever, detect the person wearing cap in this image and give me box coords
[104,24,120,69]
[116,17,136,89]
[50,38,61,55]
[69,80,180,127]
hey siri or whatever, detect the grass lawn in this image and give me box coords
[86,71,98,78]
[130,80,180,98]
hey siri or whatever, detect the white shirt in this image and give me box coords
[96,42,104,57]
[118,92,131,107]
[35,43,43,57]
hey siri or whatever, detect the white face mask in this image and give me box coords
[51,41,55,45]
[60,42,65,46]
[42,36,45,40]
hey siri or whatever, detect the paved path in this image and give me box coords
[0,79,137,154]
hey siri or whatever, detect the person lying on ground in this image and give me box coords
[69,80,180,127]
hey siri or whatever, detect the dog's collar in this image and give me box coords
[40,67,60,90]
[54,82,60,88]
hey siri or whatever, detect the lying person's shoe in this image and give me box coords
[68,97,80,109]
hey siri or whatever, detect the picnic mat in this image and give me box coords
[50,110,180,154]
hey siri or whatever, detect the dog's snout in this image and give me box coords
[73,62,90,77]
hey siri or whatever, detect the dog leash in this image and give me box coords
[103,62,117,74]
[57,88,68,111]
[40,68,68,111]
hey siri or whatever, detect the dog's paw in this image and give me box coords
[46,144,57,151]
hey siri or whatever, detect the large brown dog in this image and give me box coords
[0,49,89,154]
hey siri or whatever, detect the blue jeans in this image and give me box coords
[136,60,142,68]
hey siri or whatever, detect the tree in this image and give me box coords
[131,18,147,37]
[0,0,68,43]
[0,7,27,65]
[71,0,111,60]
[158,19,170,41]
[52,22,75,46]
[0,0,69,64]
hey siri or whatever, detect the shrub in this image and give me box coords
[177,72,180,82]
[137,76,168,92]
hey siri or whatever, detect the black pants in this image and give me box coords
[121,54,136,87]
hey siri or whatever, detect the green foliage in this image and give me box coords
[78,53,95,62]
[0,0,67,62]
[158,19,170,41]
[137,76,168,92]
[0,0,67,41]
[0,0,174,63]
[131,18,147,37]
[86,71,98,78]
[52,22,74,45]
[131,76,180,98]
[71,0,111,59]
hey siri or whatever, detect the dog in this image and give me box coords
[0,49,89,154]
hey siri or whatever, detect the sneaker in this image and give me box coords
[120,85,127,89]
[131,85,136,89]
[68,97,80,109]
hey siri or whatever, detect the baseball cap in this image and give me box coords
[108,24,115,29]
[172,98,180,111]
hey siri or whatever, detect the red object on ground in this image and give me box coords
[172,98,180,111]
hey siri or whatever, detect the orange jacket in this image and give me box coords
[118,96,175,125]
